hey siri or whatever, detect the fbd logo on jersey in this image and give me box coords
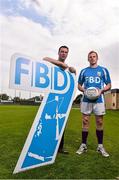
[9,53,76,173]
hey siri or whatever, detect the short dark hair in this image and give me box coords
[88,51,98,59]
[58,45,69,52]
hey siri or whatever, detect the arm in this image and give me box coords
[78,83,85,93]
[43,57,68,70]
[101,68,111,94]
[78,69,85,92]
[101,83,111,94]
[94,83,111,97]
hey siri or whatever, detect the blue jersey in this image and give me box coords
[78,65,111,103]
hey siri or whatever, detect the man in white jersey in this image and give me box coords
[76,51,111,157]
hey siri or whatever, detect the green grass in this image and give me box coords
[0,105,119,179]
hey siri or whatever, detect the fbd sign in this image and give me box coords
[10,54,76,173]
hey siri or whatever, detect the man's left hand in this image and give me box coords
[68,67,76,74]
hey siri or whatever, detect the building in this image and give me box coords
[104,89,119,110]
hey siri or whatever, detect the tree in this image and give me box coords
[0,94,9,100]
[13,96,20,103]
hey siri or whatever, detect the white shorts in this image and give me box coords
[80,102,106,116]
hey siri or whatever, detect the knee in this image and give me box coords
[82,116,89,129]
[96,119,103,129]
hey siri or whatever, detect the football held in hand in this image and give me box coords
[85,87,100,100]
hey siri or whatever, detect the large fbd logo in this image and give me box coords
[10,54,76,173]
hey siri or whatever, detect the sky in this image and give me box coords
[0,0,119,99]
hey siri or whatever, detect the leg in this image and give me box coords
[93,102,106,144]
[80,102,92,144]
[58,133,64,151]
[96,115,109,157]
[58,132,69,154]
[82,114,90,144]
[76,114,90,155]
[95,115,103,144]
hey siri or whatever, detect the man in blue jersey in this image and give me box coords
[76,51,111,157]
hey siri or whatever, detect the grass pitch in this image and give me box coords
[0,105,119,179]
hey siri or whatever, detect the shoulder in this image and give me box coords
[99,66,110,75]
[98,66,110,79]
[98,65,109,71]
[80,67,89,74]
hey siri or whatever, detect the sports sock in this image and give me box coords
[82,131,88,144]
[96,129,103,144]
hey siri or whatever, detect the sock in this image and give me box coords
[96,129,103,144]
[82,131,88,144]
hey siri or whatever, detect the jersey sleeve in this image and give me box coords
[78,69,85,85]
[102,67,111,85]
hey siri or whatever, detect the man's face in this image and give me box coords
[58,48,69,62]
[88,52,98,65]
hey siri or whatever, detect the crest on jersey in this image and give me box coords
[97,71,101,77]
